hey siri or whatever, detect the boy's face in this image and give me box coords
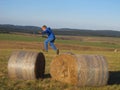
[41,27,46,31]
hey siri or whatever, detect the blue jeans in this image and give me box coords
[44,38,57,51]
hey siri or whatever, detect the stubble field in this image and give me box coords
[0,33,120,90]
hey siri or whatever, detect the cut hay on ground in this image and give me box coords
[50,53,109,86]
[8,51,45,80]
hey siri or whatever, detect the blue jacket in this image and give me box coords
[42,27,55,39]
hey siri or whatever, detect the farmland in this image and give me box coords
[0,33,120,90]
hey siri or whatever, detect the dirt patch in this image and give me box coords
[0,41,115,51]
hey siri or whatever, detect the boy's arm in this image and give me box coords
[42,30,47,34]
[38,31,48,38]
[38,31,42,34]
[38,30,47,35]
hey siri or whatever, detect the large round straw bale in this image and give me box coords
[50,53,109,86]
[8,51,45,80]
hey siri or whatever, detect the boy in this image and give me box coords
[40,25,59,55]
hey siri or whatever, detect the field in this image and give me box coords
[0,33,120,90]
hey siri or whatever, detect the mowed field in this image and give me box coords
[0,33,120,90]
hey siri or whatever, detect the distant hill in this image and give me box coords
[54,29,120,37]
[0,24,120,37]
[0,24,40,34]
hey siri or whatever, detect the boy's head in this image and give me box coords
[41,25,47,31]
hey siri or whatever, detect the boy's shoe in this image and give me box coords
[42,49,48,52]
[56,49,59,55]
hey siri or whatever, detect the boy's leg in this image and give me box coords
[44,38,51,51]
[50,41,57,51]
[50,39,59,55]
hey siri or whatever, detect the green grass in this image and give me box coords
[0,34,44,42]
[57,39,120,48]
[0,33,120,90]
[0,34,120,49]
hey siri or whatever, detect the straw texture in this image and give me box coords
[50,53,109,86]
[8,51,45,80]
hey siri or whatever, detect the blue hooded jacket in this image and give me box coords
[42,27,55,39]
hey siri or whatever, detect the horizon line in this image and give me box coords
[0,23,120,32]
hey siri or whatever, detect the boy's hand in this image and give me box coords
[42,35,48,38]
[38,31,42,34]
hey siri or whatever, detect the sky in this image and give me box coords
[0,0,120,30]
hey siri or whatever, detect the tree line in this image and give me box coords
[0,24,120,37]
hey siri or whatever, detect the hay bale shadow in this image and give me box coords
[44,73,51,79]
[108,71,120,85]
[35,52,45,79]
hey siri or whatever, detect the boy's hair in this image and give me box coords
[42,25,47,28]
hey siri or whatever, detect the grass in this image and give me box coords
[0,34,120,49]
[0,34,44,42]
[0,33,120,90]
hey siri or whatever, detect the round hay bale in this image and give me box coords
[50,53,109,86]
[8,51,45,80]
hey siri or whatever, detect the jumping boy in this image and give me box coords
[40,25,59,55]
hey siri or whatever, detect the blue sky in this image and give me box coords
[0,0,120,30]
